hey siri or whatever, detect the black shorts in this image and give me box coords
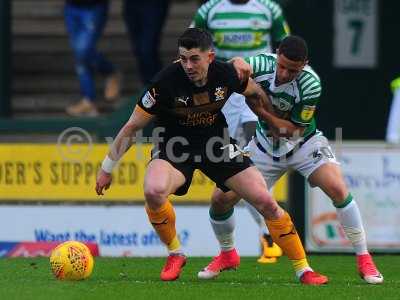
[151,139,253,196]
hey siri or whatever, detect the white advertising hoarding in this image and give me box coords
[306,143,400,252]
[0,205,260,256]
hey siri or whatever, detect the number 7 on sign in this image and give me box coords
[348,19,364,55]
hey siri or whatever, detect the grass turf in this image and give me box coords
[0,255,398,300]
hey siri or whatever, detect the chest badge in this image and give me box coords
[215,87,225,101]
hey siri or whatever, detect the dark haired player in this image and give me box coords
[199,35,383,285]
[96,29,326,284]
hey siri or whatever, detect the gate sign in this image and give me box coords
[333,0,378,68]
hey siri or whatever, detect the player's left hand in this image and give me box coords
[95,169,112,195]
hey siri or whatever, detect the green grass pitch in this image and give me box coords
[0,255,398,300]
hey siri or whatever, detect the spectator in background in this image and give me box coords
[65,0,121,117]
[123,0,171,85]
[386,77,400,144]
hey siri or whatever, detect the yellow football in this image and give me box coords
[50,241,94,280]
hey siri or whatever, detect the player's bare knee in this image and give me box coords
[253,193,279,219]
[144,184,169,205]
[327,182,348,204]
[210,201,232,215]
[211,192,233,213]
[260,202,281,220]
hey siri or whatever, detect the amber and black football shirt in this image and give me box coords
[137,60,247,148]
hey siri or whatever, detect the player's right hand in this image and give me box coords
[95,169,112,195]
[231,57,252,82]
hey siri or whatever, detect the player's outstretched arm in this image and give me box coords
[95,106,154,195]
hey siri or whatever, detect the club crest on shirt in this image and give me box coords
[215,87,226,101]
[272,97,291,111]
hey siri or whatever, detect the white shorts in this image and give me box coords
[222,93,258,139]
[245,133,340,188]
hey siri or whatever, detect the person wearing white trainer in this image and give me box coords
[199,35,383,285]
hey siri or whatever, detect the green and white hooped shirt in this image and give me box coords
[191,0,290,60]
[246,53,322,157]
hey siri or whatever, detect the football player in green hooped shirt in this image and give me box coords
[191,0,290,264]
[191,0,289,60]
[199,35,383,285]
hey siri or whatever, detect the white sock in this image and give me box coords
[210,209,235,252]
[296,267,313,279]
[244,200,270,236]
[336,195,368,255]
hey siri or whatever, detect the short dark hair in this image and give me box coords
[178,28,213,51]
[278,35,308,61]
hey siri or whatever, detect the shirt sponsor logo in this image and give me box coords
[142,91,156,108]
[222,33,253,45]
[180,111,218,127]
[300,105,316,121]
